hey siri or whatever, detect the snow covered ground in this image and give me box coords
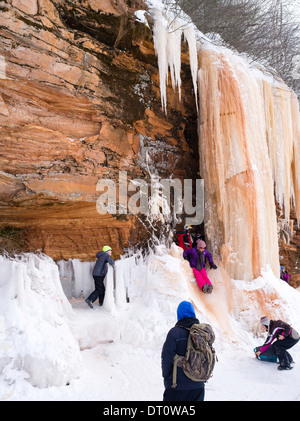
[0,245,300,402]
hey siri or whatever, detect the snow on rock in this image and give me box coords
[0,253,82,390]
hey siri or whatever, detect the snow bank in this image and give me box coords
[61,243,300,353]
[1,246,300,400]
[0,253,82,390]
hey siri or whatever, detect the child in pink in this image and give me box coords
[183,240,217,293]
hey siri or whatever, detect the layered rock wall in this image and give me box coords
[0,0,198,259]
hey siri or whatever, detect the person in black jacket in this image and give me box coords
[255,316,299,370]
[85,246,115,309]
[161,301,205,401]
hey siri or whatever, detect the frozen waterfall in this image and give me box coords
[146,0,300,281]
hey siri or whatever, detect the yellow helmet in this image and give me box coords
[102,245,112,252]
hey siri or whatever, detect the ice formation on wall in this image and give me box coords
[150,5,198,113]
[198,47,300,281]
[0,254,82,388]
[145,0,300,281]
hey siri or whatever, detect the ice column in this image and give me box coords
[197,46,300,280]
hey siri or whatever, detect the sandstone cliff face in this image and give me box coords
[0,0,198,260]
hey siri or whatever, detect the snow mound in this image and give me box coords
[0,253,82,389]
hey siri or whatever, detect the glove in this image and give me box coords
[210,264,217,269]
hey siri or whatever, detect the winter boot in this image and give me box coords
[207,284,214,294]
[85,298,93,309]
[202,283,209,293]
[278,352,292,370]
[278,364,293,371]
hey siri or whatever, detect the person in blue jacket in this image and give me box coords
[161,301,205,401]
[85,246,115,308]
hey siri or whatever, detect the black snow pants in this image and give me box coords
[163,388,205,402]
[273,336,299,367]
[87,275,106,305]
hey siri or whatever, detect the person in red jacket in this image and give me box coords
[255,316,300,370]
[177,225,192,251]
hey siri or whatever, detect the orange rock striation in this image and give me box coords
[0,0,198,260]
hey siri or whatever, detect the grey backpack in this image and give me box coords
[172,323,216,388]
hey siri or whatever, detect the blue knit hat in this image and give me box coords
[177,301,196,321]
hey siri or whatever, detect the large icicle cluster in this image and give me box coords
[147,1,198,113]
[144,0,300,281]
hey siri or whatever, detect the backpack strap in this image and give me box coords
[171,325,191,389]
[172,354,182,388]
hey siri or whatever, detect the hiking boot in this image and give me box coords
[202,283,209,293]
[207,284,214,294]
[85,298,93,309]
[278,365,293,371]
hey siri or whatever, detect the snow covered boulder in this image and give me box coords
[0,253,82,388]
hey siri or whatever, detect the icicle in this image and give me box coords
[167,19,182,101]
[153,10,168,114]
[183,25,198,110]
[152,7,198,113]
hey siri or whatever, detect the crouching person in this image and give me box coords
[255,316,299,370]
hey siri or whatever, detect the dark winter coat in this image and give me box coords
[161,316,205,391]
[92,251,115,277]
[260,319,295,354]
[183,247,214,270]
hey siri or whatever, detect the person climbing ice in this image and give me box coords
[183,239,217,293]
[177,224,193,251]
[280,266,290,284]
[85,246,115,309]
[255,316,300,370]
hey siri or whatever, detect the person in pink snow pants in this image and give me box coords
[183,240,217,293]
